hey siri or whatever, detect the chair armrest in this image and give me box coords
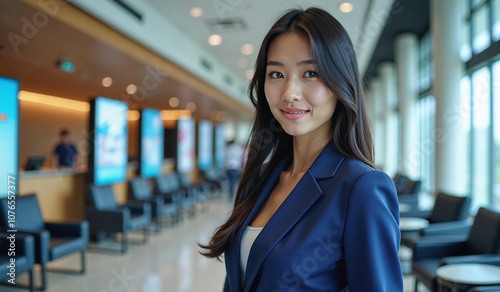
[45,221,89,238]
[421,220,472,236]
[400,210,431,219]
[410,237,468,261]
[468,286,500,292]
[123,201,151,216]
[439,254,500,266]
[85,208,128,233]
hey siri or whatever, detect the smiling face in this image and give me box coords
[264,31,337,139]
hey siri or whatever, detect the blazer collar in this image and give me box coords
[226,140,346,291]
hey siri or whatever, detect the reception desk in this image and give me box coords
[17,160,177,222]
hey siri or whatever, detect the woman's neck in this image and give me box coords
[289,131,332,176]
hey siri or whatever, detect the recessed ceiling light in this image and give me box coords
[126,84,137,94]
[190,7,203,17]
[237,58,248,68]
[186,102,196,112]
[246,69,255,80]
[208,34,222,46]
[169,97,180,107]
[241,44,254,55]
[339,2,354,13]
[102,77,112,87]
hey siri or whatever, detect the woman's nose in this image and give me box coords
[281,77,302,102]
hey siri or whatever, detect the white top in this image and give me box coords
[240,226,263,278]
[437,263,500,285]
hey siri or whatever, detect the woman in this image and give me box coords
[200,7,403,292]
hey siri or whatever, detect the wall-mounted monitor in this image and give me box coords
[214,123,226,168]
[139,108,164,178]
[88,97,128,186]
[177,118,195,173]
[0,76,19,198]
[198,120,213,171]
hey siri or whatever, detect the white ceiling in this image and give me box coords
[144,0,394,85]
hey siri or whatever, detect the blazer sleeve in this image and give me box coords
[343,170,403,292]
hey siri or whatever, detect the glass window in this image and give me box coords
[472,4,491,54]
[472,66,491,211]
[459,76,472,195]
[417,95,435,194]
[461,21,472,61]
[494,0,500,41]
[472,0,486,9]
[493,60,500,208]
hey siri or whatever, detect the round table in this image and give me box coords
[436,263,500,292]
[399,217,429,232]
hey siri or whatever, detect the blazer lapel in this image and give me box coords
[225,155,292,292]
[243,141,345,291]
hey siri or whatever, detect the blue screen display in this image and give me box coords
[140,108,164,178]
[198,120,213,170]
[177,118,195,173]
[0,76,19,198]
[214,124,226,168]
[93,97,128,186]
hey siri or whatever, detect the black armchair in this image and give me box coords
[86,184,151,253]
[201,167,229,196]
[129,177,179,232]
[178,172,210,206]
[0,232,35,291]
[410,207,500,292]
[0,194,88,291]
[398,179,421,210]
[400,192,472,246]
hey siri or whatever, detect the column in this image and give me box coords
[395,33,419,178]
[379,62,398,176]
[369,78,385,168]
[431,0,464,194]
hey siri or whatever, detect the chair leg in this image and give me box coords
[414,279,418,292]
[29,269,34,292]
[143,226,148,243]
[41,264,47,291]
[121,233,127,254]
[80,250,86,274]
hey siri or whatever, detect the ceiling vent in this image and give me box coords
[109,0,143,22]
[206,18,247,32]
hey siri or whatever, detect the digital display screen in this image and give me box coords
[140,108,164,178]
[177,118,195,173]
[214,123,226,168]
[198,120,213,170]
[92,97,128,186]
[0,76,19,198]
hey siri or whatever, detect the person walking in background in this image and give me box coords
[52,129,78,168]
[225,140,243,199]
[200,7,402,291]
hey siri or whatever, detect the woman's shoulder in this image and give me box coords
[336,156,393,186]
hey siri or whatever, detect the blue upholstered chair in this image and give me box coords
[0,232,35,291]
[0,194,88,291]
[410,207,500,292]
[86,184,151,253]
[129,177,179,232]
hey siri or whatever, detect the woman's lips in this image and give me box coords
[281,108,309,120]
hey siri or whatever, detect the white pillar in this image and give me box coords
[395,33,419,178]
[431,0,464,194]
[370,78,385,168]
[379,62,398,176]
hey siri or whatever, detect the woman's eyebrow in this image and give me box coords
[267,60,317,66]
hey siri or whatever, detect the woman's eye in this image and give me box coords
[268,72,284,78]
[304,71,318,78]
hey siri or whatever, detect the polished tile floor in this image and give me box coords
[3,195,429,292]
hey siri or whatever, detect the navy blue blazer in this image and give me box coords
[223,141,403,291]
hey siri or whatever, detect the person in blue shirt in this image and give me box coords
[52,129,78,168]
[199,7,403,292]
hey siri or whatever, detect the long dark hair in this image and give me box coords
[199,7,374,259]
